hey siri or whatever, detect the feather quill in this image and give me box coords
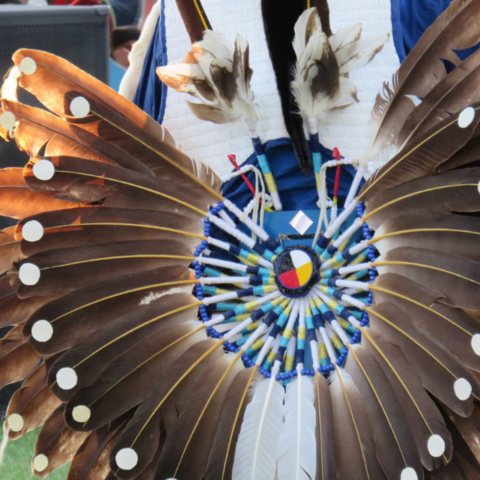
[277,373,317,480]
[232,372,285,480]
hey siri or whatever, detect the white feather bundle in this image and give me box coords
[232,376,285,480]
[157,31,257,124]
[292,8,390,118]
[277,374,317,480]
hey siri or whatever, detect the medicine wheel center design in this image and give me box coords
[274,245,320,297]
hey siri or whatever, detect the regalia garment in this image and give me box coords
[1,1,480,479]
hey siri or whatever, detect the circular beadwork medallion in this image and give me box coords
[274,245,320,297]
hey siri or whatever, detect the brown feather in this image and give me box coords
[367,302,479,417]
[372,214,480,263]
[64,324,206,432]
[154,354,242,480]
[16,240,194,298]
[345,344,424,479]
[314,371,336,480]
[107,340,224,479]
[65,92,222,198]
[374,246,480,311]
[47,295,200,401]
[205,367,258,480]
[0,167,82,219]
[0,226,20,275]
[23,265,196,354]
[6,354,63,439]
[330,365,387,480]
[360,103,480,201]
[173,0,211,43]
[368,0,480,157]
[363,168,480,230]
[361,328,452,469]
[398,47,480,147]
[33,404,89,478]
[12,49,175,146]
[16,207,203,259]
[24,156,209,221]
[370,273,480,372]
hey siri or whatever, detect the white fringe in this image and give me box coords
[0,426,10,468]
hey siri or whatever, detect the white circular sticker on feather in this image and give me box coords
[31,320,53,343]
[427,434,446,458]
[401,467,418,480]
[116,448,138,470]
[56,367,78,390]
[0,111,15,130]
[70,96,90,118]
[72,405,91,423]
[33,454,49,473]
[458,107,475,128]
[454,377,472,400]
[23,220,44,242]
[19,57,37,75]
[33,160,55,181]
[7,413,24,432]
[471,334,480,356]
[19,263,40,286]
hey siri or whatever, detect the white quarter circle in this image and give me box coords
[116,448,138,471]
[33,454,49,473]
[56,367,78,390]
[427,434,446,458]
[472,334,480,356]
[19,57,37,75]
[70,96,90,118]
[458,106,475,128]
[0,111,15,130]
[22,220,44,242]
[401,467,418,480]
[19,263,40,286]
[31,320,53,343]
[33,160,55,181]
[72,405,91,423]
[7,413,24,432]
[454,377,472,401]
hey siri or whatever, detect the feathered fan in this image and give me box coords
[1,0,480,479]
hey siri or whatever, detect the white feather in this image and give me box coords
[119,0,161,100]
[337,33,390,74]
[277,373,317,480]
[329,24,362,52]
[232,373,285,480]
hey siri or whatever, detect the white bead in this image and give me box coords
[116,448,138,470]
[7,413,24,432]
[458,107,475,128]
[427,434,446,457]
[70,96,90,118]
[454,377,472,401]
[72,405,91,423]
[56,367,78,390]
[33,454,49,473]
[31,320,53,343]
[401,467,418,480]
[471,334,480,356]
[33,160,55,181]
[0,111,15,130]
[19,57,37,75]
[22,220,44,242]
[19,263,40,286]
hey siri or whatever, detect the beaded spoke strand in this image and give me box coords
[193,200,377,381]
